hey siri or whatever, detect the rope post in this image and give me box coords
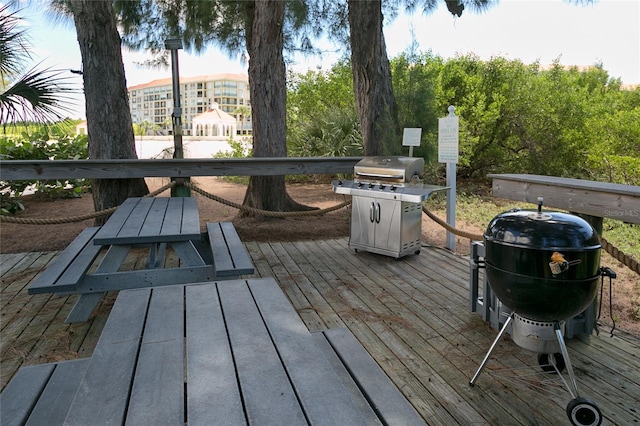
[172,178,191,197]
[172,178,190,198]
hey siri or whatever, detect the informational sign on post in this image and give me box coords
[402,128,421,157]
[402,128,422,146]
[438,107,459,163]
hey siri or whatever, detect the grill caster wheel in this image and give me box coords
[538,352,566,374]
[566,397,602,426]
[415,250,420,255]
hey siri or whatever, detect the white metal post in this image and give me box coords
[438,105,458,252]
[446,161,456,251]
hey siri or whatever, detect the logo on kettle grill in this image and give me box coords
[549,252,581,276]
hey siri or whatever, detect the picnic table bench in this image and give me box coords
[2,277,425,425]
[27,197,254,322]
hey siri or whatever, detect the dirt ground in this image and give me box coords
[0,177,469,254]
[1,176,637,337]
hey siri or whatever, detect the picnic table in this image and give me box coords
[3,277,425,425]
[28,197,254,322]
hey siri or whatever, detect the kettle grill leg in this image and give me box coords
[554,322,580,399]
[554,322,603,425]
[470,312,514,386]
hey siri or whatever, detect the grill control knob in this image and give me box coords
[379,184,385,190]
[368,183,374,188]
[390,185,397,191]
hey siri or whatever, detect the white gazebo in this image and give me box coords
[192,103,237,139]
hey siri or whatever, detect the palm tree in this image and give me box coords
[0,2,78,126]
[232,105,251,135]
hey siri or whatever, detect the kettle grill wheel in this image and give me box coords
[566,397,602,426]
[537,352,566,374]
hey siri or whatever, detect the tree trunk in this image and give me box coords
[70,0,149,225]
[347,0,400,156]
[241,0,315,217]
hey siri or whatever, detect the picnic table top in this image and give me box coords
[63,277,409,425]
[93,197,201,245]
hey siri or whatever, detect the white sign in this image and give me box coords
[402,128,422,146]
[438,115,459,163]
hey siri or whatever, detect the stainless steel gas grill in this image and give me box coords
[332,156,446,258]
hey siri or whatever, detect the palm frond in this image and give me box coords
[0,65,80,124]
[0,2,31,81]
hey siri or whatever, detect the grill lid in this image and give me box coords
[484,209,601,251]
[354,156,424,184]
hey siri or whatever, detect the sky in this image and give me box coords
[16,0,640,120]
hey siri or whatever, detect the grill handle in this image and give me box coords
[370,202,375,223]
[375,202,381,223]
[356,172,404,180]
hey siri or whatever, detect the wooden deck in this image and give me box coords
[2,238,639,425]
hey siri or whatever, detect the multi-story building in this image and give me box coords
[127,73,251,137]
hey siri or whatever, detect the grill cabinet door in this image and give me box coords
[350,196,376,248]
[350,196,403,253]
[374,198,402,253]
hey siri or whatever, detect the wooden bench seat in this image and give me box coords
[27,227,103,295]
[202,222,254,277]
[0,358,90,426]
[27,222,254,298]
[312,328,425,425]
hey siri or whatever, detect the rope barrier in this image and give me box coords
[0,180,350,224]
[184,181,350,217]
[421,205,484,241]
[0,181,176,225]
[421,204,640,277]
[601,237,640,275]
[2,180,637,276]
[0,206,118,225]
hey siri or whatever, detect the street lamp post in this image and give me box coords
[165,37,189,196]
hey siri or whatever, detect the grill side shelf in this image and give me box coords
[332,181,448,203]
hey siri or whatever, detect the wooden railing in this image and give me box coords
[4,164,638,224]
[489,173,640,226]
[0,157,363,180]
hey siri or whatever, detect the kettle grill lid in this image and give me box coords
[484,209,601,251]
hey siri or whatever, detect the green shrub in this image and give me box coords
[0,127,89,207]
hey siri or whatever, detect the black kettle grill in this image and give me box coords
[470,198,609,426]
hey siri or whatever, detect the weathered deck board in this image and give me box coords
[1,238,639,425]
[290,240,563,425]
[248,239,639,425]
[0,251,116,389]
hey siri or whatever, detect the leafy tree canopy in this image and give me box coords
[115,0,335,68]
[287,51,639,185]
